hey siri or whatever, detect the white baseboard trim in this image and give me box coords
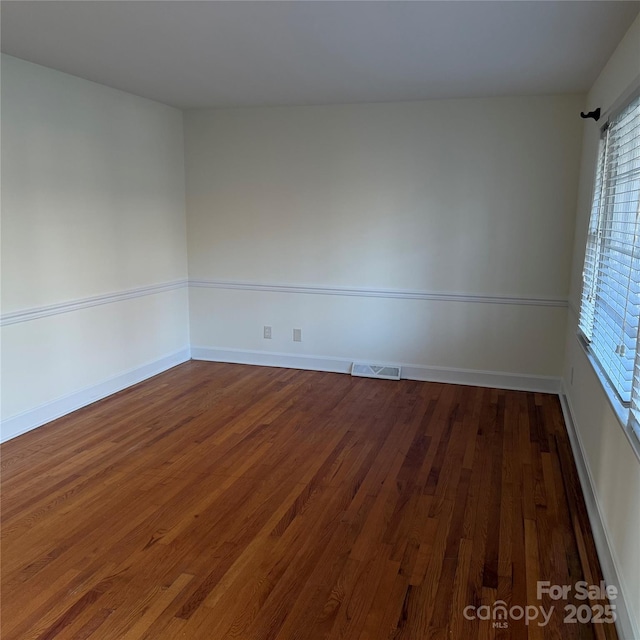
[400,364,561,393]
[191,346,353,375]
[559,386,638,640]
[190,346,561,394]
[0,348,191,444]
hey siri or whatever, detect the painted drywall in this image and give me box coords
[189,288,566,378]
[1,55,189,431]
[185,95,583,377]
[563,14,640,637]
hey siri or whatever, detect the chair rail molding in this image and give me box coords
[188,279,568,307]
[1,279,189,326]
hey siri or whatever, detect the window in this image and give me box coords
[579,92,640,440]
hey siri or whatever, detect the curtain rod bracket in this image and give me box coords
[580,108,601,121]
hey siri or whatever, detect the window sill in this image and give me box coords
[577,337,640,464]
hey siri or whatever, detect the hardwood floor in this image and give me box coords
[1,361,616,640]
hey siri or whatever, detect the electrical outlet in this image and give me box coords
[293,328,302,342]
[264,326,272,339]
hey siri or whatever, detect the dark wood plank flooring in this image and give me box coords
[1,361,616,639]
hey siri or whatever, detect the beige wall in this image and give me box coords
[1,55,189,431]
[563,14,640,637]
[185,95,583,377]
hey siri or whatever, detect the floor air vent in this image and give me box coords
[351,363,401,380]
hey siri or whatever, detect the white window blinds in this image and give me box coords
[579,93,640,440]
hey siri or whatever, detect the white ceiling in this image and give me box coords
[2,1,639,109]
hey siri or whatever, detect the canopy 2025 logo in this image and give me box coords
[462,581,617,628]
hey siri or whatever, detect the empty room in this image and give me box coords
[2,1,640,638]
